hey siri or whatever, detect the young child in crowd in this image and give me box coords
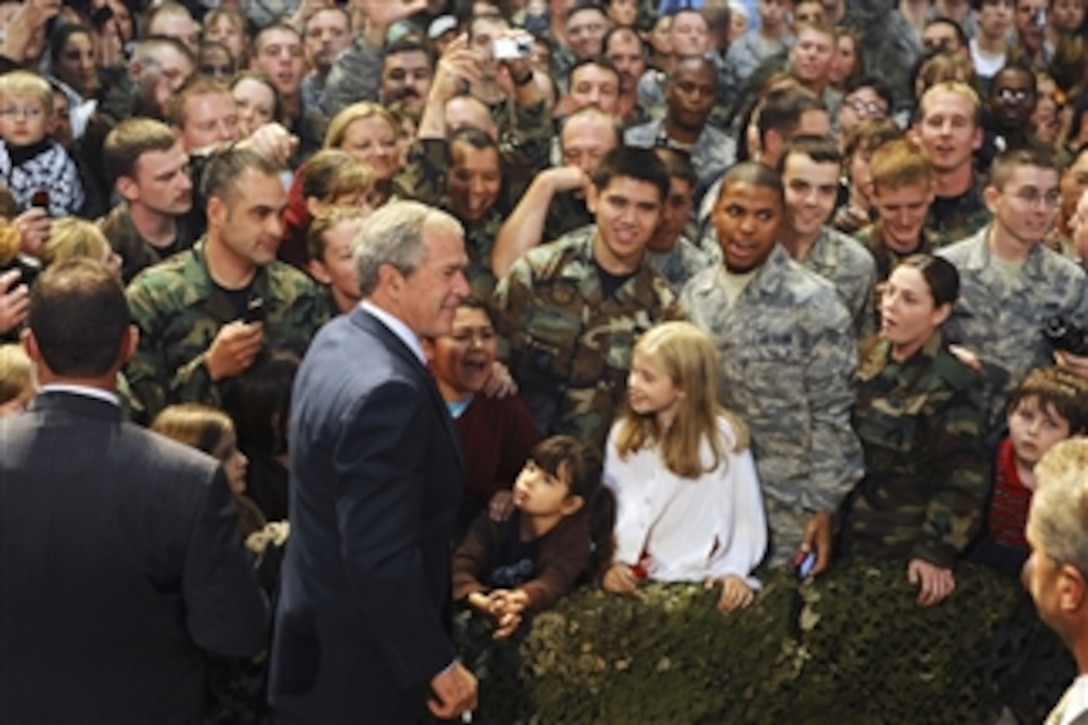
[0,343,34,417]
[453,435,614,640]
[0,71,85,218]
[151,404,257,526]
[307,207,367,315]
[971,366,1088,578]
[602,321,767,613]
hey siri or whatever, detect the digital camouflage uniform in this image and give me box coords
[938,225,1088,428]
[798,226,878,340]
[624,119,737,195]
[925,178,993,248]
[646,235,711,293]
[681,245,864,568]
[720,31,793,109]
[841,332,991,568]
[494,225,684,450]
[846,0,921,112]
[99,202,201,285]
[125,239,329,424]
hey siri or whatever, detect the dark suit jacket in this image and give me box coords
[270,306,466,722]
[0,390,268,722]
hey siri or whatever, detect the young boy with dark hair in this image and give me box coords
[971,366,1088,578]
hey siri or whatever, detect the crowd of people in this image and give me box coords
[2,0,1088,720]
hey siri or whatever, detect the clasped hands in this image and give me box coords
[467,588,530,640]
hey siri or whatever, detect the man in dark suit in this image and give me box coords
[0,259,268,721]
[270,201,479,721]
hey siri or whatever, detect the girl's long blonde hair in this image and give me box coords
[615,322,749,478]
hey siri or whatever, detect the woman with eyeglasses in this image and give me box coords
[424,297,540,542]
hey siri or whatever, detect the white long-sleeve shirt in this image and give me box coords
[603,416,768,588]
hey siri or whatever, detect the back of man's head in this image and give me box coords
[28,259,129,378]
[758,87,825,148]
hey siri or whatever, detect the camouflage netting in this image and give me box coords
[458,560,1073,724]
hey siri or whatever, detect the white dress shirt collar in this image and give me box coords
[39,383,121,407]
[360,300,427,365]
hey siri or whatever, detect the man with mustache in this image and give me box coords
[324,0,434,116]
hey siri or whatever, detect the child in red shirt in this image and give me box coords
[971,367,1088,578]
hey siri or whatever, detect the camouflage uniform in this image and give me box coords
[846,1,921,112]
[635,69,668,122]
[624,119,737,194]
[494,225,684,450]
[681,245,864,568]
[840,331,991,567]
[395,101,552,213]
[646,235,711,293]
[721,31,793,108]
[925,177,993,248]
[544,192,595,244]
[799,226,878,339]
[99,202,201,285]
[546,31,576,92]
[324,38,383,116]
[125,239,329,424]
[938,226,1088,427]
[854,223,935,283]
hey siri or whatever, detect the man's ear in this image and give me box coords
[586,184,600,215]
[22,328,41,367]
[1059,563,1087,613]
[984,184,1000,215]
[119,325,139,367]
[116,175,139,204]
[207,195,227,230]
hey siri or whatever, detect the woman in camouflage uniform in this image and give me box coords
[840,254,991,607]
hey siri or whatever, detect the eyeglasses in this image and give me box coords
[0,106,44,120]
[1007,188,1061,208]
[201,65,233,77]
[845,97,888,118]
[996,87,1034,103]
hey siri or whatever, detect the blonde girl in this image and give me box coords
[602,321,767,612]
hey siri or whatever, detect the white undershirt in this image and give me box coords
[1061,675,1088,725]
